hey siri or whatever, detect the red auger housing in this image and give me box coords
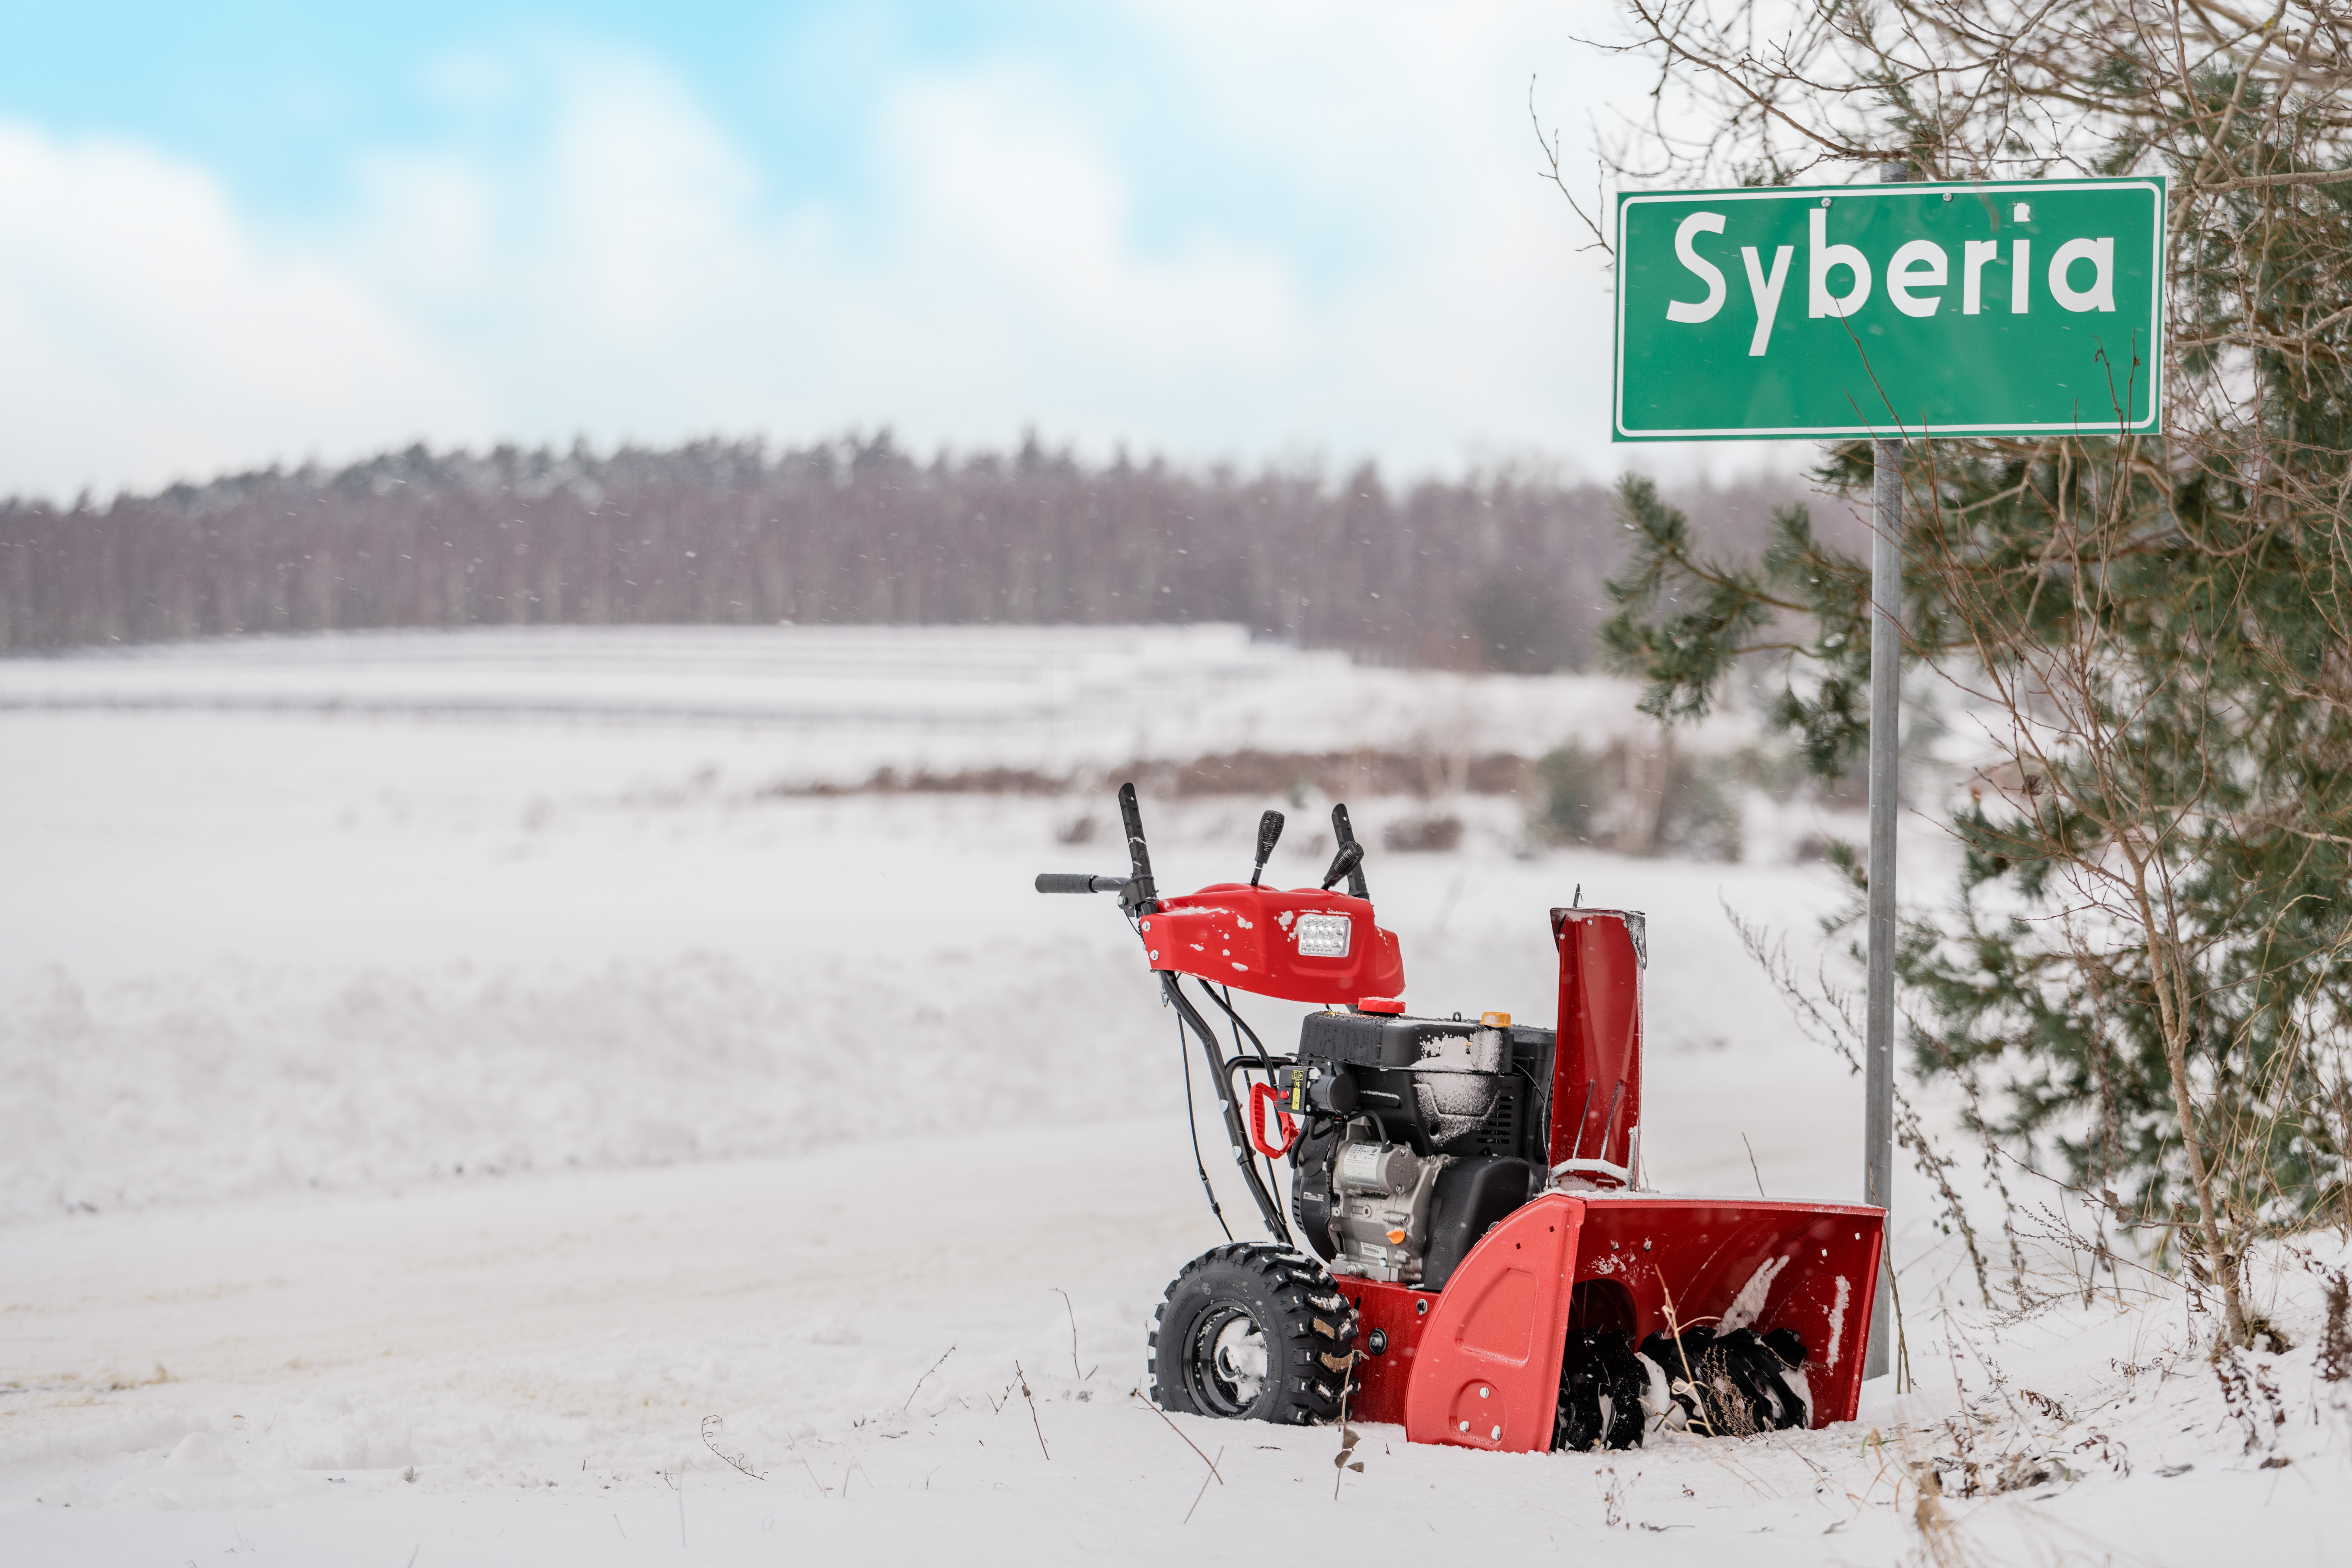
[1039,785,1882,1453]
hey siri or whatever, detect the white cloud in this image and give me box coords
[879,62,1303,369]
[0,124,490,496]
[0,7,1751,499]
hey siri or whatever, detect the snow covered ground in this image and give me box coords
[4,625,2345,1565]
[0,623,1750,787]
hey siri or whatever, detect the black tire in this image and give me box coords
[1148,1244,1359,1425]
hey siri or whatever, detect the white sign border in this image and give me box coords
[1611,178,2169,442]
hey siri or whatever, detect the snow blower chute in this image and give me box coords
[1038,785,1882,1452]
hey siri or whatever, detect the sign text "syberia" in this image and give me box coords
[1664,199,2121,357]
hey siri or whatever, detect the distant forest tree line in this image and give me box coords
[0,433,1816,668]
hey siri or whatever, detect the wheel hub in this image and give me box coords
[1190,1306,1268,1415]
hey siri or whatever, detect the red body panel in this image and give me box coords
[1402,1196,1584,1451]
[1343,1192,1884,1448]
[1328,1280,1433,1427]
[1551,909,1644,1172]
[1140,884,1404,1005]
[1561,1194,1884,1426]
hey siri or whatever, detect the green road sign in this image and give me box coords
[1612,177,2166,441]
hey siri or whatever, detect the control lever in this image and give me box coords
[1319,839,1364,892]
[1248,809,1285,887]
[1116,781,1158,913]
[1328,803,1370,899]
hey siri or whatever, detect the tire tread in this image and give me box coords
[1149,1243,1360,1425]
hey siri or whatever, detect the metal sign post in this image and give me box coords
[1863,422,1901,1380]
[1861,164,1907,1381]
[1609,170,2168,1381]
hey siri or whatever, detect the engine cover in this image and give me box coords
[1288,1008,1556,1285]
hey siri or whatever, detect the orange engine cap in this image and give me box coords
[1480,1010,1512,1028]
[1358,995,1406,1015]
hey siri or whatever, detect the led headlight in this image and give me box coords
[1294,913,1352,958]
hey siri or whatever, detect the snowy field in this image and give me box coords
[4,625,2345,1565]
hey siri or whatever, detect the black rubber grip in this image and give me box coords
[1035,872,1124,894]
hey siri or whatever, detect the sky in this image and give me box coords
[0,1,1771,500]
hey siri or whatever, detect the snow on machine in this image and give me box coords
[1038,785,1882,1452]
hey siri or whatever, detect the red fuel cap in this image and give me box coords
[1357,995,1405,1014]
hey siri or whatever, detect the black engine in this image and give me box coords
[1280,1008,1555,1290]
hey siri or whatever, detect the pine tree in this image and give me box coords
[1591,0,2352,1343]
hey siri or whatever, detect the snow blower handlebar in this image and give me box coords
[1033,781,1163,912]
[1033,873,1128,895]
[1034,781,1330,1245]
[1162,970,1294,1244]
[1118,780,1157,911]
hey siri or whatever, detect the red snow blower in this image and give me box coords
[1039,785,1882,1452]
